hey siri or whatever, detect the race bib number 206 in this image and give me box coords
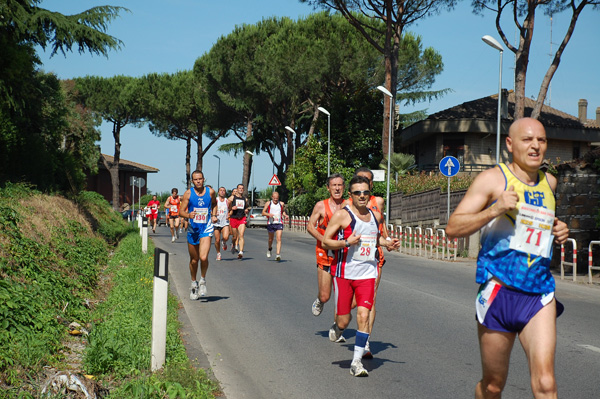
[509,203,554,259]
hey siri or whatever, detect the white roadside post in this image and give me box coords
[151,248,169,371]
[142,217,148,254]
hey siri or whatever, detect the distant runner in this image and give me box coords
[165,188,181,242]
[213,187,231,261]
[146,195,160,234]
[262,191,288,261]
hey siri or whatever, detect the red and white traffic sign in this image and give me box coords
[268,174,281,186]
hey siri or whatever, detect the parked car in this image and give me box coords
[157,211,167,226]
[247,206,268,228]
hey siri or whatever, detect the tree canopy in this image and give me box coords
[0,1,125,193]
[472,0,600,120]
[299,0,456,154]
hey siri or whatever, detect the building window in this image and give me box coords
[443,139,464,164]
[573,144,580,160]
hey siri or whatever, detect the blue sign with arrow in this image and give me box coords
[439,156,460,177]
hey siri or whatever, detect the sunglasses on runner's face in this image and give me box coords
[351,190,371,197]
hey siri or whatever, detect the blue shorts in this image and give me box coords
[187,222,214,245]
[267,224,283,233]
[475,280,564,333]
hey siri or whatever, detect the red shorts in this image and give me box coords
[333,277,376,316]
[148,213,157,220]
[230,217,247,229]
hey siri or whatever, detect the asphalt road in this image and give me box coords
[149,225,600,399]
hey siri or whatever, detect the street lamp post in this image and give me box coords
[317,106,331,176]
[213,154,220,189]
[245,151,255,206]
[376,85,393,226]
[482,35,504,165]
[284,126,296,198]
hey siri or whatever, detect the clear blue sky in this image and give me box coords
[37,0,600,195]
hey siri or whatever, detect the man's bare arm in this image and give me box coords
[446,168,515,239]
[306,201,325,241]
[179,191,191,218]
[322,210,360,250]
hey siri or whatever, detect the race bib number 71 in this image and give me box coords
[509,204,554,259]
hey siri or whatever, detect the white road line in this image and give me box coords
[578,344,600,354]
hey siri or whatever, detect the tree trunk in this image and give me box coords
[185,135,191,189]
[194,126,203,173]
[512,1,537,120]
[110,122,121,211]
[242,117,253,192]
[531,3,586,119]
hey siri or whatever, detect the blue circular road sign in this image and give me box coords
[439,156,460,177]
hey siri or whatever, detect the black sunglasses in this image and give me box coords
[351,190,371,196]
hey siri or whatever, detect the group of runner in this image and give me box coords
[168,171,289,301]
[307,167,400,377]
[148,117,570,390]
[306,118,569,390]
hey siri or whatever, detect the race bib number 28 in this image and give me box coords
[352,235,377,262]
[509,204,554,258]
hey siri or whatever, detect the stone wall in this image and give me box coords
[554,160,600,274]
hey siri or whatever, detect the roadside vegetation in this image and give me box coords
[0,184,219,398]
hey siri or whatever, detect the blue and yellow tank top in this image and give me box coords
[476,163,556,294]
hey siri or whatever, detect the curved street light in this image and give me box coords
[482,35,504,165]
[376,85,393,226]
[317,106,331,176]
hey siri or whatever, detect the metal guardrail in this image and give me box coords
[288,217,463,262]
[588,241,600,284]
[561,238,577,282]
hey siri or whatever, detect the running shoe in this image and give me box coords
[190,281,200,300]
[222,240,227,251]
[350,360,369,377]
[312,298,324,316]
[329,323,345,343]
[231,245,237,254]
[199,279,207,297]
[276,254,281,262]
[237,251,243,259]
[267,249,272,258]
[362,341,373,359]
[216,252,222,261]
[171,236,175,243]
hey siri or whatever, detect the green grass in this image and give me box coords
[0,184,220,398]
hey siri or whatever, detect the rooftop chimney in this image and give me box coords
[596,107,600,126]
[578,99,588,122]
